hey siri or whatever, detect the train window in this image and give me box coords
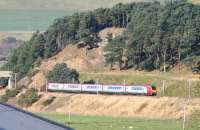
[131,87,142,90]
[108,87,122,90]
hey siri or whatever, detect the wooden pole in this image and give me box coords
[182,105,186,130]
[97,79,99,96]
[188,80,191,98]
[162,80,165,97]
[14,73,17,89]
[68,96,71,123]
[45,79,48,94]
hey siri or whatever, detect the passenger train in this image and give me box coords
[48,83,157,96]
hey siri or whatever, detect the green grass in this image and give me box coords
[0,0,149,10]
[39,113,183,130]
[0,10,72,31]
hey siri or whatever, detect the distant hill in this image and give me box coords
[0,0,153,11]
[191,0,200,4]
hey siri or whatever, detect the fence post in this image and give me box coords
[188,80,191,98]
[97,79,99,96]
[162,80,166,97]
[123,80,126,85]
[182,104,186,130]
[14,73,17,89]
[68,96,71,123]
[45,79,48,94]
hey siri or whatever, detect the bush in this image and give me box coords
[0,89,19,103]
[18,88,38,107]
[0,95,9,102]
[46,63,79,83]
[6,89,18,97]
[42,96,56,106]
[83,80,96,84]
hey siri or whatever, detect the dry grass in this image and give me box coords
[29,94,200,119]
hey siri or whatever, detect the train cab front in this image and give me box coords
[146,84,157,96]
[151,84,157,96]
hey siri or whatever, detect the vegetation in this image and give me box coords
[39,113,183,130]
[18,88,38,107]
[42,96,56,106]
[0,89,19,102]
[104,0,200,72]
[3,0,200,80]
[187,110,200,130]
[46,63,79,83]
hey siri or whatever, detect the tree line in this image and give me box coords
[2,0,200,79]
[104,0,200,72]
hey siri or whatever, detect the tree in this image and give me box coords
[104,33,126,70]
[46,63,79,83]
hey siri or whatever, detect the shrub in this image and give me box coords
[42,96,56,106]
[18,88,38,107]
[0,95,9,102]
[6,89,18,97]
[83,80,96,84]
[0,89,19,103]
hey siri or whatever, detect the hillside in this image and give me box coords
[29,94,200,119]
[29,28,125,89]
[0,31,33,66]
[4,0,200,81]
[192,0,200,4]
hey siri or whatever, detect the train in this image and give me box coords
[48,83,157,96]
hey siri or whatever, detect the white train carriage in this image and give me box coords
[81,84,103,93]
[48,83,82,92]
[126,85,148,95]
[103,85,126,94]
[48,83,64,91]
[62,84,82,92]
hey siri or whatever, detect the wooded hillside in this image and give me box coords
[2,0,200,79]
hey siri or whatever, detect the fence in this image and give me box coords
[31,80,200,130]
[41,87,199,130]
[159,80,200,98]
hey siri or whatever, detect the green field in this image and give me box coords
[0,10,72,31]
[39,113,184,130]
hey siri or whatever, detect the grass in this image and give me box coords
[79,71,200,97]
[0,0,149,10]
[0,10,72,31]
[39,113,183,130]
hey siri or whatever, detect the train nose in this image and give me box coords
[152,90,157,96]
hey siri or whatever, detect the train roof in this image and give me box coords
[0,103,73,130]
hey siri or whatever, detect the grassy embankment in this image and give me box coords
[39,113,183,130]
